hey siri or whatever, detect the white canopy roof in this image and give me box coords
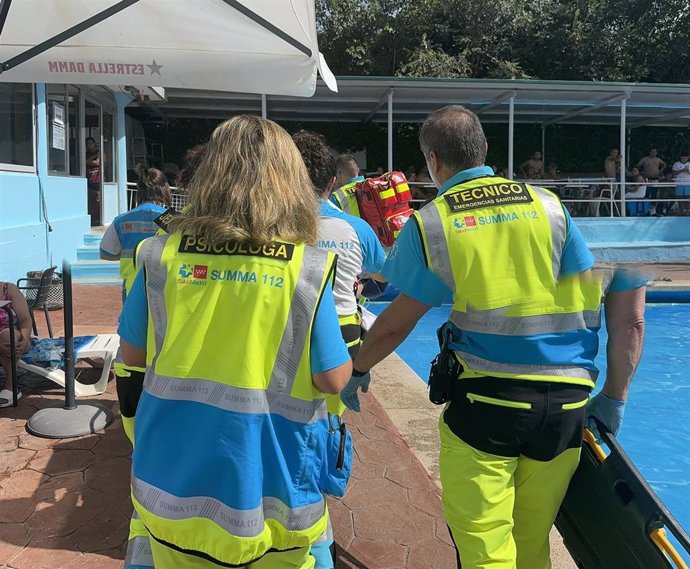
[131,77,690,128]
[0,0,336,96]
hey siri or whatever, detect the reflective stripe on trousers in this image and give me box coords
[124,535,154,568]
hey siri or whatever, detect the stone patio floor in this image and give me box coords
[0,285,456,569]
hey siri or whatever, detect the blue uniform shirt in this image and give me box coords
[318,199,387,316]
[119,268,349,374]
[100,202,167,260]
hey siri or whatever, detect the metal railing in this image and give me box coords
[127,180,689,218]
[127,182,188,211]
[407,179,688,217]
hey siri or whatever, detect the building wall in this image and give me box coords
[0,84,128,283]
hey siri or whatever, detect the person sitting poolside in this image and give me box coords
[0,282,32,408]
[626,167,647,198]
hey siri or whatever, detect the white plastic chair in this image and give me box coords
[17,334,119,397]
[592,187,620,217]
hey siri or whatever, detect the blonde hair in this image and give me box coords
[168,115,318,245]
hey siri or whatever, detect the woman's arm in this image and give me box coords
[7,283,34,353]
[313,360,352,394]
[120,339,147,367]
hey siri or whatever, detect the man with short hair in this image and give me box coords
[637,148,667,181]
[341,105,646,569]
[294,132,386,362]
[519,150,544,179]
[330,154,364,216]
[604,147,621,179]
[292,131,386,569]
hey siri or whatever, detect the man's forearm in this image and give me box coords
[603,320,644,401]
[354,315,414,372]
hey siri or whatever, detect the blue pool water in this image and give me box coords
[367,302,690,536]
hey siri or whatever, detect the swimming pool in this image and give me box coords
[367,302,690,536]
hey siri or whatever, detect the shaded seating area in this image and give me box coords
[11,268,119,398]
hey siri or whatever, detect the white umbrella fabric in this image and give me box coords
[0,0,337,96]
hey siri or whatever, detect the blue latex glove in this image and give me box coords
[586,393,626,440]
[340,370,371,412]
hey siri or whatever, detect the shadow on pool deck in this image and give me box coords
[0,379,130,569]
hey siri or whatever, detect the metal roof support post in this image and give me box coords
[387,90,394,172]
[508,94,515,180]
[620,97,627,217]
[261,94,267,118]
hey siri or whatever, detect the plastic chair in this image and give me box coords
[17,334,119,397]
[16,267,56,338]
[592,187,620,217]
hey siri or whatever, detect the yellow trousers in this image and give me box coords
[439,419,580,569]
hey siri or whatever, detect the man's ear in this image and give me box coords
[326,176,337,194]
[427,150,439,174]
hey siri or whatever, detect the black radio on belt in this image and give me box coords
[428,323,461,405]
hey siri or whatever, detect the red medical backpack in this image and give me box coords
[355,172,414,246]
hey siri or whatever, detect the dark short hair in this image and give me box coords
[86,136,96,144]
[177,144,207,189]
[336,154,360,178]
[292,130,336,195]
[681,151,689,157]
[419,105,487,171]
[136,165,171,206]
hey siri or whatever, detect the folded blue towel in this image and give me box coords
[22,336,96,370]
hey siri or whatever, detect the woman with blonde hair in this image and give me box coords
[117,115,352,569]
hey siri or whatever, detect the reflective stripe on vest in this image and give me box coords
[121,220,160,234]
[532,186,566,281]
[332,182,360,216]
[124,535,153,568]
[132,475,326,538]
[450,306,601,335]
[269,246,328,393]
[133,234,333,565]
[456,351,597,385]
[417,177,600,385]
[418,204,454,291]
[143,372,328,424]
[139,234,170,359]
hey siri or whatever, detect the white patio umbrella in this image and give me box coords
[0,0,337,95]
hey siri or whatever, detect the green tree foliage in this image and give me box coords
[316,0,690,82]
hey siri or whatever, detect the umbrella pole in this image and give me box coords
[26,260,113,439]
